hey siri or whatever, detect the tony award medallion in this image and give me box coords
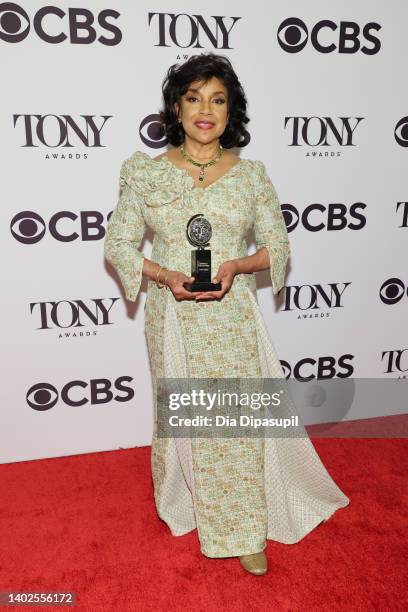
[184,214,222,292]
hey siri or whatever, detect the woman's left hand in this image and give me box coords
[193,260,238,301]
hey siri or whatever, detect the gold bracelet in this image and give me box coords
[156,265,163,287]
[156,266,167,288]
[159,268,169,289]
[163,269,170,290]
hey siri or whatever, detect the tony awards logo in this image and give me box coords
[184,214,221,292]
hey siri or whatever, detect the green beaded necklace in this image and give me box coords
[180,143,224,182]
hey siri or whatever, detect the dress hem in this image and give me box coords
[160,494,350,557]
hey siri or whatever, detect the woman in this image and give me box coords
[104,53,350,575]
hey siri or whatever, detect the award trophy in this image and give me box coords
[184,214,222,292]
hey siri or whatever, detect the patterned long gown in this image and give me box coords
[104,150,350,558]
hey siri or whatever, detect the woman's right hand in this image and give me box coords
[165,270,197,301]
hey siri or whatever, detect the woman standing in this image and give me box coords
[104,53,349,575]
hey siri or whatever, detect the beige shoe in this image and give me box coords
[239,551,268,575]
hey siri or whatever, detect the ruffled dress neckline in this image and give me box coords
[121,150,245,209]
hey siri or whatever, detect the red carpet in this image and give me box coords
[0,437,406,611]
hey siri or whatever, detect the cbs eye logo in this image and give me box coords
[277,17,381,55]
[139,115,167,149]
[380,278,408,305]
[0,2,30,42]
[11,211,46,244]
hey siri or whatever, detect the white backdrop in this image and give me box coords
[1,1,407,464]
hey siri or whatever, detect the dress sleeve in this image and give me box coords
[104,158,147,302]
[252,160,290,295]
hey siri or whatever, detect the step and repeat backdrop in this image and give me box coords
[2,1,407,463]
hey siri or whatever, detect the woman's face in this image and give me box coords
[175,76,229,145]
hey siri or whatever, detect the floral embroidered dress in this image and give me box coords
[104,150,350,558]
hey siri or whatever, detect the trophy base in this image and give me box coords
[184,280,222,293]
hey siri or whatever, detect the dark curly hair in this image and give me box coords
[159,52,249,149]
